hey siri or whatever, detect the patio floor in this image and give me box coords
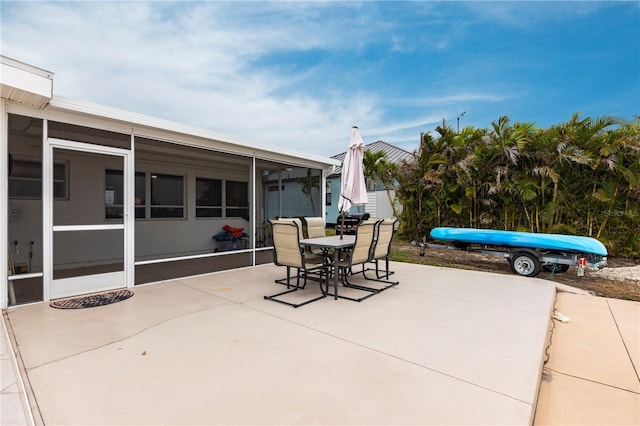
[3,262,564,424]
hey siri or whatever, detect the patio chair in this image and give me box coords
[275,217,314,263]
[302,217,326,239]
[333,219,380,302]
[277,217,305,240]
[274,217,320,276]
[265,219,328,308]
[302,217,326,255]
[359,218,399,290]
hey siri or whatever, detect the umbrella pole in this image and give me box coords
[339,211,345,239]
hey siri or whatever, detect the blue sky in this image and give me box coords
[2,1,638,157]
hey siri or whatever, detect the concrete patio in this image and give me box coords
[1,262,637,425]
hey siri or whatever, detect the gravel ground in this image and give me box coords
[592,265,640,282]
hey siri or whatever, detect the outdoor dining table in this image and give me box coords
[299,235,355,300]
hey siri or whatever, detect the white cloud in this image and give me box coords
[1,1,636,157]
[369,114,445,135]
[388,93,512,108]
[2,2,400,156]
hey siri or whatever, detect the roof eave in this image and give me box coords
[0,56,54,109]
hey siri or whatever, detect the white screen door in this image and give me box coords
[46,138,133,300]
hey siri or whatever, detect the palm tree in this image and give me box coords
[298,168,319,216]
[363,150,400,219]
[484,116,535,229]
[396,131,445,239]
[582,116,640,244]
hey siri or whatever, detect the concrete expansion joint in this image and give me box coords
[23,304,222,371]
[543,299,560,364]
[544,367,640,395]
[606,298,640,383]
[175,279,244,305]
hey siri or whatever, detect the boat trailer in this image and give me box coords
[413,236,607,278]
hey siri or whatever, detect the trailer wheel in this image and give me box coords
[510,252,541,277]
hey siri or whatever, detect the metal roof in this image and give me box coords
[330,140,414,176]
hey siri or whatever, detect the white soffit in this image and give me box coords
[0,56,53,109]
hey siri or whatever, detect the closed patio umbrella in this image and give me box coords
[338,126,368,238]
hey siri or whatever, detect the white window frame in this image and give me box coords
[9,156,68,200]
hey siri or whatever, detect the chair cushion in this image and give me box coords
[373,219,396,259]
[271,220,303,267]
[304,217,326,238]
[278,218,304,240]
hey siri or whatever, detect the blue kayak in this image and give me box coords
[430,227,608,256]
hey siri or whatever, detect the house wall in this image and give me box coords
[264,180,320,220]
[134,166,252,261]
[8,133,257,271]
[325,176,342,224]
[9,150,255,271]
[326,187,401,225]
[270,173,401,225]
[261,166,328,221]
[325,175,371,225]
[366,192,377,218]
[371,189,401,219]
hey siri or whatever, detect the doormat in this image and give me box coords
[49,289,134,309]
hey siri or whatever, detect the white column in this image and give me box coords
[321,168,327,221]
[42,120,52,301]
[251,156,256,265]
[277,170,283,217]
[125,133,135,287]
[0,101,8,309]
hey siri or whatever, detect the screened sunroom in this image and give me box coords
[1,56,339,308]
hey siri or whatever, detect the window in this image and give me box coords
[225,180,248,220]
[105,172,243,221]
[104,170,146,219]
[151,173,184,218]
[196,177,222,218]
[325,181,332,206]
[9,157,67,199]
